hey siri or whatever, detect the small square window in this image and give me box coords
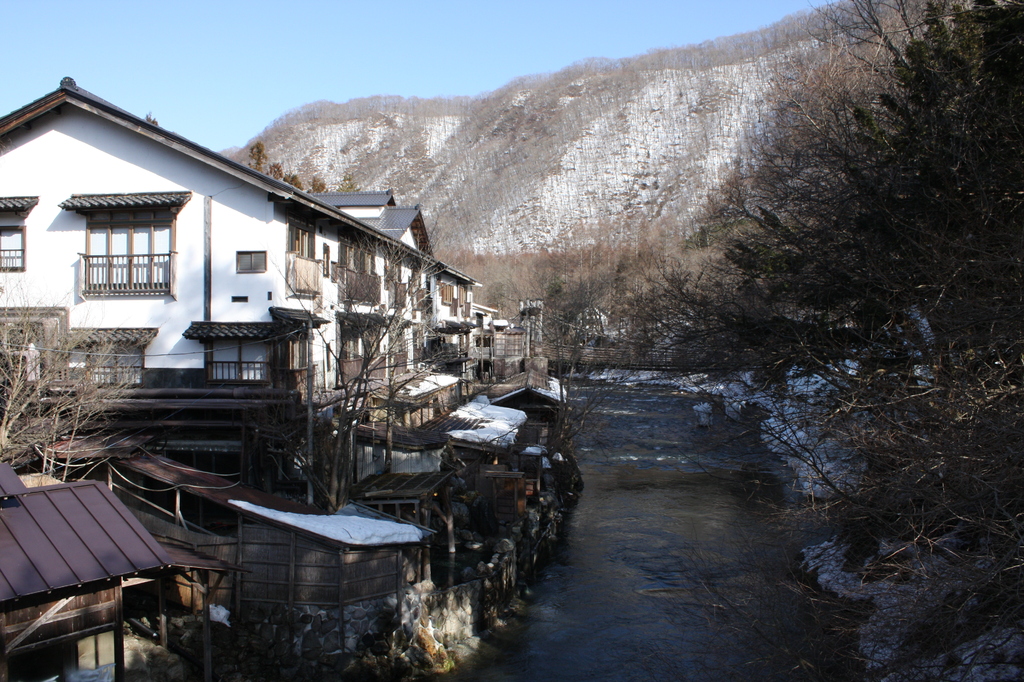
[237,251,267,273]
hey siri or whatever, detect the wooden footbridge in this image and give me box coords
[541,343,681,371]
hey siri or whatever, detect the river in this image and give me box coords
[443,383,808,681]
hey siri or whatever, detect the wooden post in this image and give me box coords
[287,532,296,613]
[338,551,347,653]
[158,577,167,648]
[114,584,125,682]
[235,516,244,618]
[201,571,212,682]
[442,485,456,554]
[1,609,9,682]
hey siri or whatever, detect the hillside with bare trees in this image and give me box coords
[226,12,817,256]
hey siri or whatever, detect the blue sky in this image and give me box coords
[2,1,827,153]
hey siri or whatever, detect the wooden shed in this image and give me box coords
[110,455,428,618]
[0,465,173,682]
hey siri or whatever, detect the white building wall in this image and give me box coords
[0,108,319,374]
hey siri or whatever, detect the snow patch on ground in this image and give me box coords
[209,604,231,627]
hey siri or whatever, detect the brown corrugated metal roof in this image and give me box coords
[47,429,159,461]
[118,455,324,516]
[0,473,172,602]
[351,472,453,501]
[0,465,28,498]
[158,541,245,573]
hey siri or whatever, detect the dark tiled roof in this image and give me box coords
[78,327,158,347]
[0,196,39,213]
[314,190,394,208]
[182,320,292,340]
[59,192,192,211]
[269,307,329,327]
[364,207,422,239]
[0,466,173,602]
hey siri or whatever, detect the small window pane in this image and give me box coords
[133,229,151,254]
[89,229,108,255]
[237,251,266,273]
[154,226,171,253]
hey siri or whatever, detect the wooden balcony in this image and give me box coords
[287,252,321,297]
[81,253,173,295]
[0,249,24,271]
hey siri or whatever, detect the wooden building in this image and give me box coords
[0,464,172,682]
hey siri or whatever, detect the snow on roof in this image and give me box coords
[228,500,426,546]
[537,377,563,402]
[402,373,460,398]
[445,399,527,449]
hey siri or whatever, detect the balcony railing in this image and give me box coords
[90,365,143,386]
[207,361,270,384]
[0,249,24,271]
[286,252,321,297]
[81,253,173,295]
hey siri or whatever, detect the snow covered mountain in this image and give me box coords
[228,15,813,254]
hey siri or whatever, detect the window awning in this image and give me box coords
[269,306,329,328]
[77,327,158,348]
[182,321,293,341]
[0,196,39,215]
[59,191,192,211]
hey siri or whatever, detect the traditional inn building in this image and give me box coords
[0,79,478,396]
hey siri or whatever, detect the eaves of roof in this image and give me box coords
[0,80,474,288]
[314,190,395,207]
[0,84,395,247]
[0,196,39,214]
[182,321,294,341]
[59,192,192,211]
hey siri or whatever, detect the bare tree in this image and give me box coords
[638,1,1024,676]
[0,297,136,466]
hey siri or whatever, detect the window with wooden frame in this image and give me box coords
[0,227,25,271]
[339,328,361,360]
[439,282,455,305]
[287,214,316,259]
[322,244,331,277]
[84,210,174,294]
[349,246,374,274]
[236,251,267,273]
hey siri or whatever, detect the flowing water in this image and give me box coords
[444,383,806,681]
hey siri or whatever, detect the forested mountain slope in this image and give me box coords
[227,13,815,254]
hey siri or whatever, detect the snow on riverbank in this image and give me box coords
[588,368,861,497]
